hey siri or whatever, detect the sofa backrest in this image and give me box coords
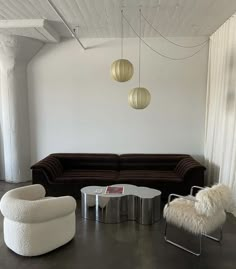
[51,153,120,170]
[119,154,189,170]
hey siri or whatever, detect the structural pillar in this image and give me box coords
[0,34,43,182]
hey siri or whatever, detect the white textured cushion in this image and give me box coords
[0,184,77,223]
[164,197,226,235]
[195,184,232,216]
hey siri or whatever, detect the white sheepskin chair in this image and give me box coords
[0,184,77,256]
[163,184,231,256]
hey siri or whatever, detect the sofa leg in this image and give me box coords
[164,222,202,256]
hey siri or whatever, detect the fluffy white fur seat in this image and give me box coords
[164,184,231,235]
[163,184,232,255]
[0,184,77,256]
[164,195,226,235]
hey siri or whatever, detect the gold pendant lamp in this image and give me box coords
[128,9,151,109]
[128,87,151,109]
[111,10,134,82]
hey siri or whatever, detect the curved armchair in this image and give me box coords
[163,184,231,256]
[0,184,77,256]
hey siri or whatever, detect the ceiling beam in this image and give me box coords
[0,19,60,43]
[47,0,85,50]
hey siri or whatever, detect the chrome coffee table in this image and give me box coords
[81,184,161,224]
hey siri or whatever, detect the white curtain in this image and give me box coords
[205,15,236,215]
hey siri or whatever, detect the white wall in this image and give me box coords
[28,37,208,164]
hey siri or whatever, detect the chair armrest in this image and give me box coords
[0,185,46,219]
[31,155,63,182]
[28,196,77,222]
[190,186,204,196]
[1,195,76,223]
[167,193,197,207]
[3,184,46,200]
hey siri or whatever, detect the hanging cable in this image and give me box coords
[141,11,209,49]
[121,9,124,58]
[139,9,141,87]
[122,13,208,61]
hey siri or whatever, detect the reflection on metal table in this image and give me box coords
[81,184,161,224]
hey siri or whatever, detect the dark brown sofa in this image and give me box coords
[31,153,206,199]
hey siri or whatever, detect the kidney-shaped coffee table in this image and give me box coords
[81,184,161,224]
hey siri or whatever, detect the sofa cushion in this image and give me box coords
[54,169,119,183]
[119,170,183,183]
[120,154,189,170]
[51,153,119,170]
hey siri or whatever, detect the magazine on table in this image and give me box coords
[105,186,124,194]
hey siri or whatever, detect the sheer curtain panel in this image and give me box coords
[205,15,236,215]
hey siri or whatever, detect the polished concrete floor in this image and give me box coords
[0,181,236,269]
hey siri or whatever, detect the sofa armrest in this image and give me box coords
[175,157,206,179]
[31,155,63,182]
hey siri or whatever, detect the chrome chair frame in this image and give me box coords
[164,186,223,256]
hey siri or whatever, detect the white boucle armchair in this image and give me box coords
[0,184,77,256]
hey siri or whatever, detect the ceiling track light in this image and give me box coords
[47,0,85,50]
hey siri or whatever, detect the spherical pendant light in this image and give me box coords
[128,10,151,110]
[111,59,134,82]
[128,87,151,109]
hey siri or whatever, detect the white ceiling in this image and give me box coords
[0,0,236,39]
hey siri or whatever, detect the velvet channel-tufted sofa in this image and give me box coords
[31,153,206,199]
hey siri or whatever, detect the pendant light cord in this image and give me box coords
[139,9,141,88]
[122,13,208,61]
[121,9,124,59]
[141,11,209,49]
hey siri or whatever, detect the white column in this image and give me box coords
[0,34,43,182]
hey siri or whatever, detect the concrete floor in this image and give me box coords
[0,181,236,269]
